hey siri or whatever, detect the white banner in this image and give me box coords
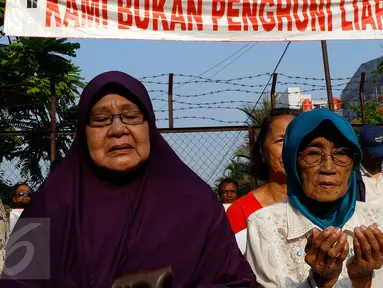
[4,0,383,41]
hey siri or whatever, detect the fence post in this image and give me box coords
[168,73,174,128]
[50,77,57,164]
[321,40,334,111]
[270,73,278,109]
[248,125,257,190]
[359,72,366,124]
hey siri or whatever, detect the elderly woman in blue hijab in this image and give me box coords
[246,109,383,287]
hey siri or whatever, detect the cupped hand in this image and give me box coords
[347,225,383,280]
[305,226,349,288]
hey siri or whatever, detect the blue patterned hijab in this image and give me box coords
[282,108,362,229]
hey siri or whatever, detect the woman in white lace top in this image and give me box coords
[246,109,383,288]
[0,199,9,276]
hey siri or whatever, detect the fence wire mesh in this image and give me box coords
[161,129,248,186]
[0,128,250,202]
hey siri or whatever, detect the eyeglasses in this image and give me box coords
[299,147,355,167]
[18,191,32,197]
[88,111,145,127]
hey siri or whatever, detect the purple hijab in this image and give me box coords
[2,71,254,288]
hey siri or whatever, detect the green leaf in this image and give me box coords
[0,36,85,186]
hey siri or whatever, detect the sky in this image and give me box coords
[72,39,383,128]
[75,39,383,84]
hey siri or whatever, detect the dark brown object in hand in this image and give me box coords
[112,266,174,288]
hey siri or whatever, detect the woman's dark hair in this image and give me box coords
[253,108,300,182]
[218,178,239,196]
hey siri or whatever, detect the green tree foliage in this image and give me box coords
[348,101,383,125]
[0,13,85,187]
[349,59,383,134]
[0,0,4,28]
[375,60,383,76]
[214,98,272,197]
[348,100,383,138]
[240,99,272,127]
[215,160,253,199]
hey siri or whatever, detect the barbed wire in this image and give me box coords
[150,87,367,101]
[173,73,355,82]
[147,89,168,94]
[156,116,245,124]
[140,73,270,85]
[152,99,258,106]
[277,73,367,81]
[138,74,168,80]
[174,88,266,98]
[0,72,369,87]
[169,73,271,81]
[2,72,381,116]
[153,99,364,113]
[155,106,240,112]
[141,77,363,87]
[0,86,371,111]
[138,72,369,83]
[346,78,383,103]
[1,97,373,114]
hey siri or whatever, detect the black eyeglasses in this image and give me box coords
[88,111,145,127]
[299,147,355,167]
[18,191,32,197]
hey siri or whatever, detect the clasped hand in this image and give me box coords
[304,225,383,287]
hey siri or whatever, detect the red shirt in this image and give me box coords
[226,193,263,234]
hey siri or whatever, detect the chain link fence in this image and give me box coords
[0,127,251,202]
[161,128,249,186]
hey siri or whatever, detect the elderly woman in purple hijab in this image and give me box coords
[1,71,255,287]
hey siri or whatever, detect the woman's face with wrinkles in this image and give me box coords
[86,94,150,172]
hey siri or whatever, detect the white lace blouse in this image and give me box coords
[0,199,9,276]
[245,200,383,288]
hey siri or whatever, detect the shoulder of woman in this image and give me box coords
[0,200,7,214]
[251,186,264,195]
[226,201,242,214]
[355,201,383,220]
[355,200,383,211]
[353,201,383,230]
[247,201,287,224]
[251,186,268,200]
[226,193,258,214]
[235,191,258,205]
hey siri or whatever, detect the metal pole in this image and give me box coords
[248,125,257,190]
[359,72,366,124]
[270,73,278,109]
[168,73,174,128]
[321,40,334,111]
[50,77,57,164]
